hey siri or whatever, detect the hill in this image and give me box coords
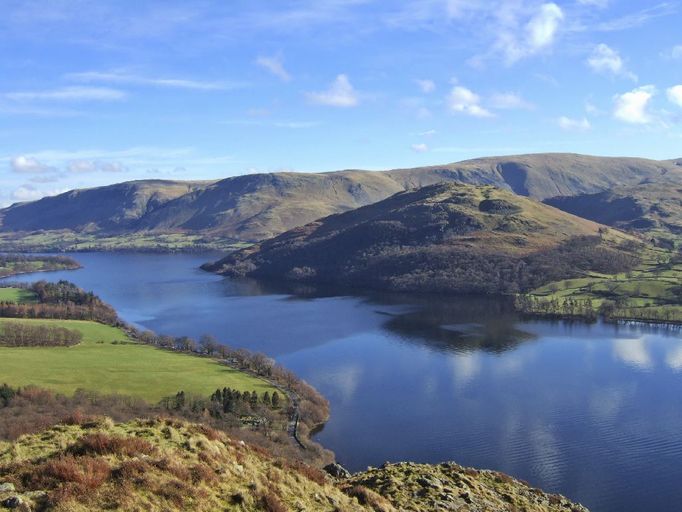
[545,181,682,244]
[1,153,679,249]
[0,417,588,511]
[203,182,641,295]
[0,180,211,233]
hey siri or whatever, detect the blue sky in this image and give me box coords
[1,0,681,205]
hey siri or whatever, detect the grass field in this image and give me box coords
[0,318,277,403]
[0,288,36,303]
[522,243,682,322]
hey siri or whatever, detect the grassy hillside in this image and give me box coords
[517,243,682,324]
[204,183,640,295]
[0,318,275,402]
[1,153,679,249]
[0,288,35,303]
[0,417,588,511]
[0,180,212,233]
[545,181,682,244]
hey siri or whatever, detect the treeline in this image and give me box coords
[0,384,333,466]
[0,322,83,347]
[131,331,330,435]
[0,281,118,325]
[516,296,682,325]
[515,295,599,321]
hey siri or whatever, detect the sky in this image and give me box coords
[0,0,681,206]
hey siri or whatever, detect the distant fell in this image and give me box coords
[1,153,679,247]
[204,182,640,295]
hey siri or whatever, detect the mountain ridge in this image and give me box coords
[2,153,680,245]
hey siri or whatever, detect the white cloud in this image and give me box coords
[411,143,429,153]
[67,160,126,173]
[671,45,682,59]
[526,3,563,50]
[66,71,239,90]
[667,85,682,108]
[557,116,591,131]
[11,185,67,202]
[613,85,656,124]
[489,92,532,110]
[577,0,609,7]
[306,74,359,107]
[493,3,564,64]
[10,156,55,174]
[418,129,437,137]
[415,79,435,93]
[5,86,126,102]
[447,86,493,118]
[587,44,637,80]
[255,55,292,82]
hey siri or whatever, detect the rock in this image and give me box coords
[324,462,351,479]
[0,484,14,493]
[1,496,23,509]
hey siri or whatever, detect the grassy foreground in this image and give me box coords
[0,318,276,403]
[0,417,588,512]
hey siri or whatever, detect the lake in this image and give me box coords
[4,251,682,511]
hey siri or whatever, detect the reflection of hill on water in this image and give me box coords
[220,277,536,354]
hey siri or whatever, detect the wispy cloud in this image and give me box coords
[5,86,126,102]
[411,143,429,153]
[595,2,677,32]
[557,116,591,131]
[65,71,239,90]
[587,44,637,81]
[415,79,436,94]
[255,55,292,82]
[306,74,359,107]
[10,156,56,174]
[489,92,533,110]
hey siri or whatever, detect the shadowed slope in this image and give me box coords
[204,183,640,294]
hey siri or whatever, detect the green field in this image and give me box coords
[0,288,36,303]
[0,318,277,402]
[521,243,682,323]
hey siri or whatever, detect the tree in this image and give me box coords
[262,391,271,407]
[271,391,281,409]
[200,334,220,355]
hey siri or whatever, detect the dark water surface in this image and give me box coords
[5,252,682,512]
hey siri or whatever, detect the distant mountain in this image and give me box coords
[545,181,682,240]
[1,153,679,245]
[203,182,640,294]
[0,180,211,233]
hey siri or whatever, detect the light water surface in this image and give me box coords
[4,252,682,512]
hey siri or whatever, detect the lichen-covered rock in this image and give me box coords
[346,461,589,512]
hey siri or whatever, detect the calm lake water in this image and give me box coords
[4,252,682,512]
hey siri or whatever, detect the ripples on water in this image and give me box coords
[3,252,682,512]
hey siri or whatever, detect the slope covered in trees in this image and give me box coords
[204,183,641,294]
